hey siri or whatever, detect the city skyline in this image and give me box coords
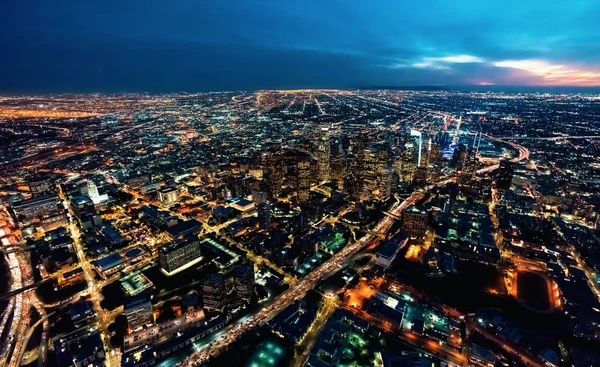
[2,2,600,367]
[2,1,600,92]
[1,89,599,367]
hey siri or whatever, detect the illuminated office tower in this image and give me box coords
[377,165,393,201]
[402,206,427,239]
[363,147,389,200]
[315,128,331,183]
[453,144,468,172]
[330,151,347,188]
[413,166,429,185]
[296,138,313,154]
[263,144,284,198]
[361,148,380,200]
[344,154,363,201]
[496,159,515,190]
[421,136,432,167]
[466,131,482,173]
[257,202,271,229]
[86,180,108,205]
[393,156,402,176]
[351,130,370,155]
[410,129,423,167]
[430,142,442,165]
[295,151,311,204]
[159,237,202,276]
[251,186,269,205]
[202,273,228,312]
[123,299,153,332]
[158,187,178,206]
[400,142,417,182]
[231,263,255,301]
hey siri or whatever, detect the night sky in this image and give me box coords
[2,0,600,92]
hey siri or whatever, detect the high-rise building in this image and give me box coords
[351,131,370,155]
[257,202,271,230]
[453,144,468,172]
[344,154,363,202]
[263,144,284,198]
[377,165,393,201]
[361,147,380,200]
[330,151,347,188]
[70,195,101,229]
[231,263,255,300]
[496,159,515,190]
[251,181,269,204]
[421,136,432,167]
[86,180,108,205]
[462,132,482,173]
[123,298,153,332]
[227,177,245,198]
[28,175,57,197]
[399,142,418,182]
[221,187,232,200]
[401,206,427,239]
[296,211,309,232]
[202,273,228,312]
[410,129,423,167]
[159,237,202,275]
[295,151,311,204]
[315,128,331,183]
[413,166,429,186]
[359,146,390,201]
[251,188,269,204]
[158,187,178,206]
[430,142,442,165]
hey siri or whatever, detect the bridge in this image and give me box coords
[0,278,53,301]
[382,211,402,220]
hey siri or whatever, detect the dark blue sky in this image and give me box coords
[2,0,600,92]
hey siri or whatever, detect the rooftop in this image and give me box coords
[244,340,285,367]
[120,272,154,297]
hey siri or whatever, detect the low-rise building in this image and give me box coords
[375,234,408,268]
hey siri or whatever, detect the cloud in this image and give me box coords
[412,62,452,70]
[2,1,600,90]
[494,59,600,86]
[411,54,484,70]
[431,55,485,63]
[385,54,484,71]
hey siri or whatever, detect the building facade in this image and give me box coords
[159,237,202,275]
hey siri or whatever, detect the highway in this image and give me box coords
[180,131,530,366]
[181,177,448,365]
[17,311,54,366]
[125,309,205,351]
[0,130,529,367]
